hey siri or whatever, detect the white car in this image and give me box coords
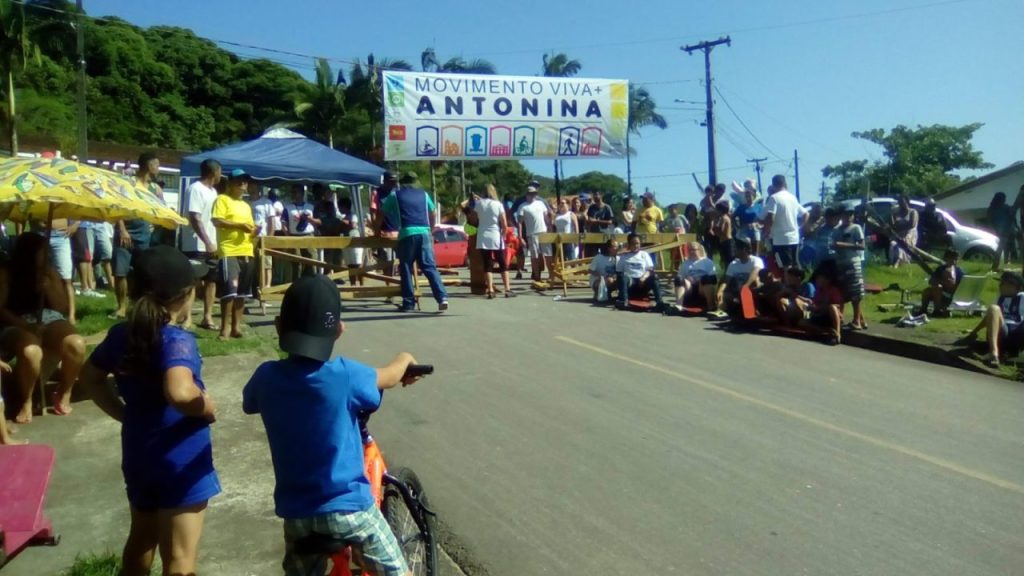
[834,198,998,260]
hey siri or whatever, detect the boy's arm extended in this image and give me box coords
[376,352,417,390]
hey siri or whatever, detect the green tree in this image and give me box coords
[821,159,868,200]
[561,171,629,207]
[824,123,993,199]
[626,84,667,194]
[0,0,42,155]
[293,58,347,148]
[346,53,413,154]
[541,52,581,77]
[420,48,496,75]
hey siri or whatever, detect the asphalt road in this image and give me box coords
[342,288,1024,575]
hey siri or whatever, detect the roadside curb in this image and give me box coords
[841,329,1006,377]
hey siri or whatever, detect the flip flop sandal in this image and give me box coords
[51,391,72,416]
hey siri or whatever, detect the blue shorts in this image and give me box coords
[48,236,73,280]
[112,233,151,278]
[124,468,221,511]
[88,227,113,261]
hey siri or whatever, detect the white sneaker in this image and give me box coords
[83,289,106,298]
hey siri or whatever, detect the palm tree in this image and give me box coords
[542,53,582,201]
[293,58,347,148]
[347,53,413,150]
[419,48,497,201]
[542,52,581,78]
[626,84,667,195]
[439,57,496,74]
[0,0,41,156]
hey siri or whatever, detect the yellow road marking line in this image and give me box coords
[556,335,1024,496]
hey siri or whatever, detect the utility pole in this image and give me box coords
[682,36,730,187]
[820,181,827,204]
[75,0,87,162]
[793,149,801,201]
[747,157,767,194]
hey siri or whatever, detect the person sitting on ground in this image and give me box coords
[589,239,619,303]
[776,266,816,325]
[0,233,86,422]
[243,274,422,576]
[801,261,844,346]
[673,241,717,312]
[957,271,1024,366]
[919,249,963,317]
[715,237,764,316]
[78,245,220,576]
[615,233,664,311]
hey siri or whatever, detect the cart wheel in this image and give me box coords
[45,534,61,546]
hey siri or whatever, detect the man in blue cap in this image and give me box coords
[377,171,449,312]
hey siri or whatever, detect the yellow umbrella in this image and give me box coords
[0,157,186,229]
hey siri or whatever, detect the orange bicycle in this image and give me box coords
[292,367,438,576]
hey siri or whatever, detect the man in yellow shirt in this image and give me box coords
[212,169,256,340]
[635,191,664,235]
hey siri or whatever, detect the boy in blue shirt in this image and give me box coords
[243,274,420,576]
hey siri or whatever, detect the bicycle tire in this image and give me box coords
[382,467,438,576]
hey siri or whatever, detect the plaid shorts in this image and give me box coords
[282,506,408,576]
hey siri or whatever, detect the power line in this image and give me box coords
[468,0,982,57]
[713,85,784,161]
[12,0,988,75]
[632,159,785,180]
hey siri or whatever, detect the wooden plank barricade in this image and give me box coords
[534,232,696,296]
[257,235,462,303]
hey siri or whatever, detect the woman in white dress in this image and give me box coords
[554,198,580,261]
[475,184,512,298]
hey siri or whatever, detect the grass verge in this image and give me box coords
[76,290,272,358]
[60,553,120,576]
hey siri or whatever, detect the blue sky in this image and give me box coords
[88,0,1022,205]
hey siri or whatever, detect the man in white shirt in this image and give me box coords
[761,174,808,268]
[589,239,619,303]
[186,158,222,329]
[250,185,276,314]
[515,185,552,282]
[716,238,765,315]
[284,185,318,279]
[614,233,665,311]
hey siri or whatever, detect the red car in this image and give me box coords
[432,225,468,268]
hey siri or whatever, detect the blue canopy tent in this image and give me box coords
[178,128,384,251]
[180,128,384,184]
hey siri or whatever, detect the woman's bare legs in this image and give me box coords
[158,502,208,576]
[2,328,44,423]
[42,320,86,413]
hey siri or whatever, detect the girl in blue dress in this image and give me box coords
[80,245,220,576]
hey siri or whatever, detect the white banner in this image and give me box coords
[383,72,629,161]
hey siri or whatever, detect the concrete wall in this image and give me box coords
[937,168,1024,226]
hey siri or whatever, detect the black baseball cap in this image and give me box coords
[278,274,341,362]
[130,245,208,301]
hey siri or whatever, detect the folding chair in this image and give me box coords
[947,275,988,316]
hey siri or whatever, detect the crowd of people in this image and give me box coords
[577,174,871,345]
[4,151,1022,576]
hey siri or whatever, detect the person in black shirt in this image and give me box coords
[584,192,615,257]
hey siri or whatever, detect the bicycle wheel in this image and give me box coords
[382,467,438,576]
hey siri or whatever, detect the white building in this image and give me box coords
[933,162,1024,225]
